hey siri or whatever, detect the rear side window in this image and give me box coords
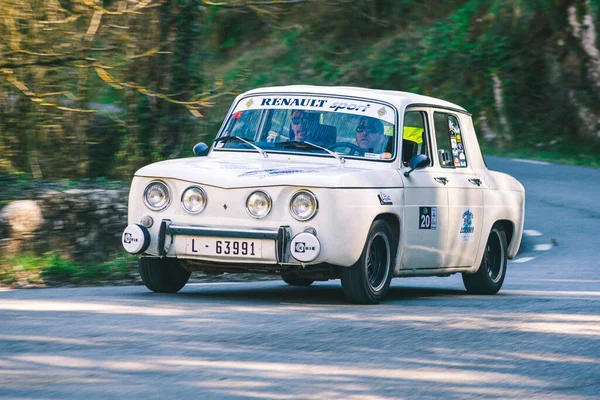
[433,112,467,168]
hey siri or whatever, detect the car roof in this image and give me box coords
[243,85,467,113]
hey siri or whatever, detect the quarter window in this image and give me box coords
[433,112,467,168]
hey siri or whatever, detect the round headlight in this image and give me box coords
[181,186,207,214]
[144,181,171,211]
[290,190,318,221]
[246,190,272,219]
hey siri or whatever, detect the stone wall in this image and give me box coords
[0,189,128,262]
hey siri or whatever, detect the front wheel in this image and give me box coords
[138,257,191,293]
[462,223,507,294]
[341,220,395,304]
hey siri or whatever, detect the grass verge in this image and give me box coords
[480,141,600,168]
[0,253,139,288]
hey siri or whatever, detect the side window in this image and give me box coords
[433,112,467,168]
[402,111,430,167]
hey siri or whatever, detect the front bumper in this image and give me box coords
[166,221,292,263]
[123,220,322,265]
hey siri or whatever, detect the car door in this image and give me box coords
[431,111,484,268]
[399,108,449,270]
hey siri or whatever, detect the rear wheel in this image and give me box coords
[462,223,507,294]
[138,257,191,293]
[281,275,315,286]
[341,220,395,304]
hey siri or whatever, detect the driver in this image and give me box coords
[355,117,386,153]
[290,110,319,142]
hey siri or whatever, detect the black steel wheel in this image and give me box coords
[462,222,507,295]
[341,220,395,304]
[138,257,191,293]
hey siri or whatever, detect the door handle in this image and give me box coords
[468,178,482,186]
[434,177,448,185]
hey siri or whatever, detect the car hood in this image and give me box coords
[134,155,401,189]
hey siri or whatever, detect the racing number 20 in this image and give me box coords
[419,207,436,230]
[216,240,255,256]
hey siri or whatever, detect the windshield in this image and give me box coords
[215,94,397,160]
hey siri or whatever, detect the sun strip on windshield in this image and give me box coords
[232,94,396,125]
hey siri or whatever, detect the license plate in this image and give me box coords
[185,237,262,258]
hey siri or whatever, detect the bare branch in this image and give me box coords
[107,24,130,29]
[0,56,82,69]
[3,49,65,57]
[1,69,97,113]
[77,0,157,15]
[37,15,81,25]
[92,67,240,117]
[85,10,103,41]
[0,46,120,69]
[38,91,80,100]
[201,0,312,6]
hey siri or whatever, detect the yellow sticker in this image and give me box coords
[377,107,387,117]
[246,99,254,108]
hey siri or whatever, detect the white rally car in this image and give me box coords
[122,85,525,304]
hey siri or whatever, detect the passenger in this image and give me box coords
[355,117,387,153]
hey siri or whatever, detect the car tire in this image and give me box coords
[138,257,191,293]
[462,222,507,295]
[281,275,315,286]
[341,220,395,304]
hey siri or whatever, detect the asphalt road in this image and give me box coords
[1,156,599,399]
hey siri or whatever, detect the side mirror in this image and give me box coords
[193,142,210,157]
[404,154,430,177]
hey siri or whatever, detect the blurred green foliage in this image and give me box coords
[0,0,599,287]
[1,0,599,181]
[203,0,600,165]
[0,252,138,287]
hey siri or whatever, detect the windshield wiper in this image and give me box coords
[279,141,345,165]
[214,135,268,158]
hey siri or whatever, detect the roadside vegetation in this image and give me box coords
[201,0,600,167]
[0,253,138,288]
[479,142,600,168]
[0,173,128,208]
[1,1,599,287]
[1,0,599,181]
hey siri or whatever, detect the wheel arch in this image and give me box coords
[374,212,401,274]
[470,218,515,274]
[496,219,514,249]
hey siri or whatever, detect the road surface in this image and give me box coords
[1,156,599,399]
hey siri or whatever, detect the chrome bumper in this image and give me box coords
[157,219,292,263]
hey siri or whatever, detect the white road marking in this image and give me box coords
[512,158,551,165]
[534,244,553,251]
[511,257,536,264]
[524,229,543,237]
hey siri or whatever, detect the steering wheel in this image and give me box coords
[328,142,364,156]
